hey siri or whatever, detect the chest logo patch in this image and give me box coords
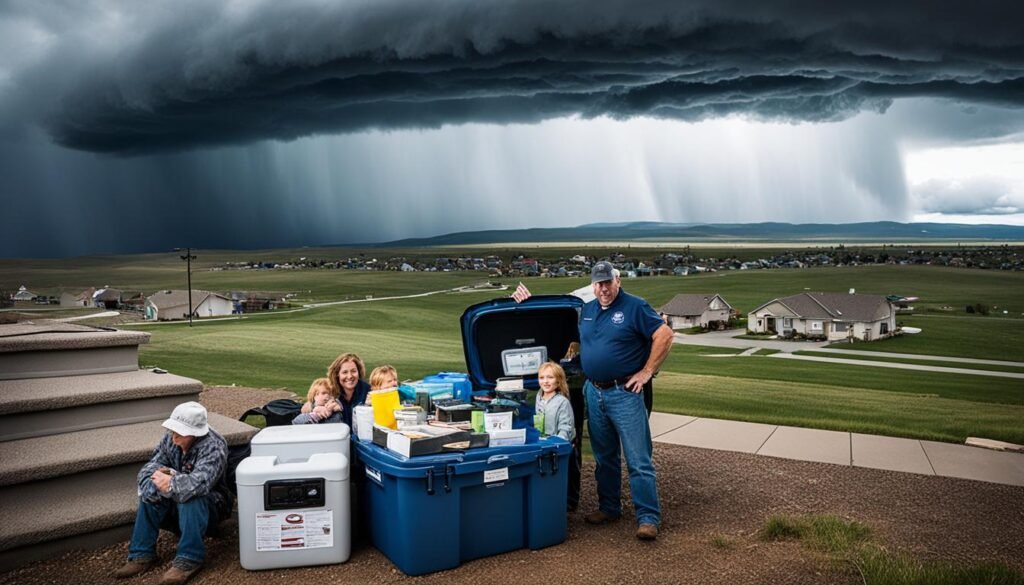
[611,311,625,324]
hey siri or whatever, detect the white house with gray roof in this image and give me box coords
[658,293,733,329]
[748,292,897,341]
[145,290,234,321]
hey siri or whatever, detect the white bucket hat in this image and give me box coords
[162,401,209,437]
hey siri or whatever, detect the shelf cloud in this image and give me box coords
[3,0,1022,154]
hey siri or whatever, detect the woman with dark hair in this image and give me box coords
[300,352,371,429]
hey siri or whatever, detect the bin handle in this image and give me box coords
[425,468,435,496]
[486,454,510,465]
[549,451,559,474]
[444,465,453,493]
[537,456,546,476]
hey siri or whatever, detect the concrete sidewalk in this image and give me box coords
[650,412,1024,487]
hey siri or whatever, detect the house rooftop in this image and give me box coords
[767,292,892,322]
[146,290,226,310]
[659,294,727,316]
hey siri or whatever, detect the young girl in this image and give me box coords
[369,365,399,391]
[292,377,344,424]
[535,361,575,441]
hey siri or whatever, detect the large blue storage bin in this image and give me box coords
[355,436,572,576]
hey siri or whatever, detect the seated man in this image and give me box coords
[114,402,231,585]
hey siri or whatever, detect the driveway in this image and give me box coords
[673,329,829,353]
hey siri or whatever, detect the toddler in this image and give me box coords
[292,377,343,424]
[369,365,399,391]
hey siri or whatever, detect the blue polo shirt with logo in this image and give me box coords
[579,288,665,382]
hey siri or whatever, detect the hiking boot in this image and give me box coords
[113,558,156,578]
[584,510,621,525]
[636,523,659,540]
[157,559,202,585]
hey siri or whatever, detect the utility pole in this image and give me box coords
[174,248,197,327]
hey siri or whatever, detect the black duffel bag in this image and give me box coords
[238,398,303,427]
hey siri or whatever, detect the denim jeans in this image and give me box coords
[128,496,211,564]
[585,380,660,526]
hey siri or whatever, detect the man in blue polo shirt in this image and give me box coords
[580,261,674,540]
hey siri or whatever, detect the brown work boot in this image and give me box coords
[584,510,621,525]
[113,558,156,578]
[158,559,202,585]
[636,523,659,540]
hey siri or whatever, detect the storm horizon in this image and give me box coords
[3,0,1024,258]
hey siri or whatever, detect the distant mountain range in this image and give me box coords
[380,222,1024,247]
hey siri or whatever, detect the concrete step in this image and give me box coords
[0,370,203,442]
[0,416,258,486]
[0,322,149,380]
[0,414,257,567]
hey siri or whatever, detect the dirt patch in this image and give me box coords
[3,393,1022,585]
[200,386,301,420]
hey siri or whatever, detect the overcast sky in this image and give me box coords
[2,0,1023,257]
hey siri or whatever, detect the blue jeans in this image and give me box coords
[585,380,660,527]
[128,496,211,564]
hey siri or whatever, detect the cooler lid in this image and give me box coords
[236,452,350,485]
[460,295,583,391]
[251,422,350,446]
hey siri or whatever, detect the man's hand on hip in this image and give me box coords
[625,369,653,393]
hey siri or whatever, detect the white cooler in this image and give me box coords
[237,452,350,570]
[250,422,350,462]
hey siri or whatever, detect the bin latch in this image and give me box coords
[444,465,454,493]
[537,455,546,477]
[548,451,559,475]
[425,468,435,496]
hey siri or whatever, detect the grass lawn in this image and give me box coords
[825,315,1024,361]
[7,252,1019,445]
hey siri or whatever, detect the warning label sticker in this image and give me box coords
[255,510,334,552]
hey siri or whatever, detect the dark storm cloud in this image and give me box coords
[3,0,1023,154]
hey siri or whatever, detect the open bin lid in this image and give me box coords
[460,295,583,391]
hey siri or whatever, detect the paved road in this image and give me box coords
[674,330,1024,378]
[674,330,830,352]
[768,352,1024,379]
[121,285,503,326]
[807,347,1024,367]
[54,311,120,322]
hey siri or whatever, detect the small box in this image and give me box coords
[372,425,471,458]
[435,402,483,423]
[489,428,527,446]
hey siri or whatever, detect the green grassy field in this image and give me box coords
[4,251,1022,444]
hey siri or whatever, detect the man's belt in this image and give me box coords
[589,378,629,390]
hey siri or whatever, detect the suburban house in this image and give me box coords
[13,286,37,302]
[60,288,95,308]
[92,287,122,309]
[145,290,233,321]
[658,293,734,329]
[748,292,897,341]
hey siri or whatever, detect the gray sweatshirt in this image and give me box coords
[535,392,575,441]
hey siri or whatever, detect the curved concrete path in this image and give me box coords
[674,330,1024,378]
[650,412,1024,487]
[768,352,1024,379]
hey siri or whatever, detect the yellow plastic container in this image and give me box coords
[370,388,400,429]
